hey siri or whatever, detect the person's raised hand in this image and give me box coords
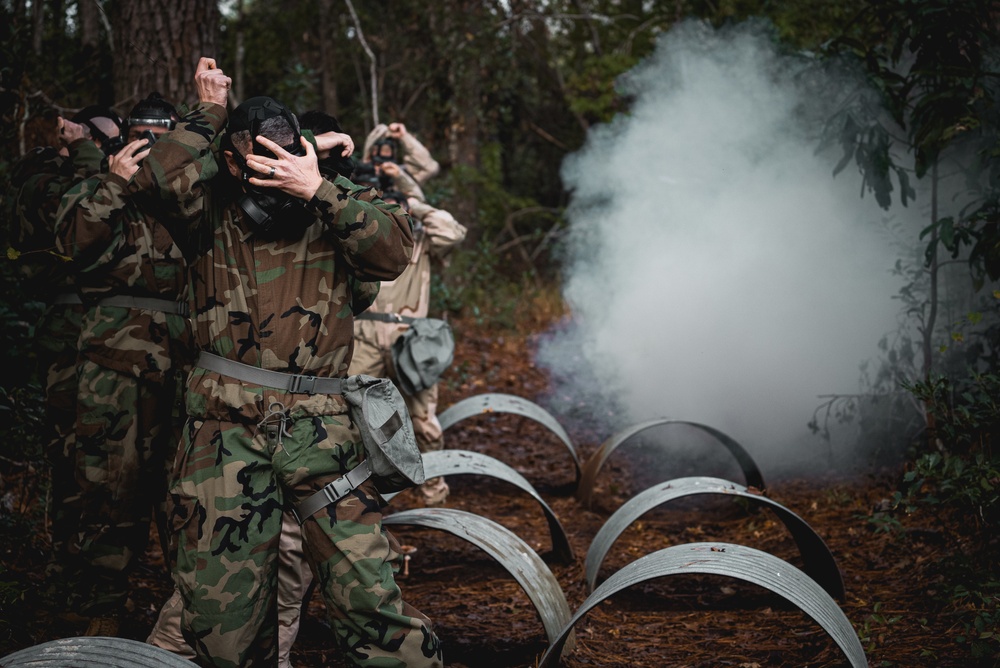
[387,122,407,138]
[59,118,90,145]
[378,161,401,178]
[245,135,323,200]
[194,57,231,106]
[108,139,150,180]
[314,131,354,159]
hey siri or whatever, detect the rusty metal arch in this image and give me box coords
[0,636,197,667]
[538,543,867,668]
[576,418,765,508]
[383,507,575,659]
[438,393,581,484]
[383,450,574,562]
[584,476,844,599]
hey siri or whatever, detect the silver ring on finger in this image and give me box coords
[268,166,276,179]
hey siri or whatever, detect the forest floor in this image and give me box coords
[1,310,996,667]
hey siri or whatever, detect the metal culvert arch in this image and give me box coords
[576,418,764,508]
[584,476,845,599]
[438,393,581,485]
[538,543,866,668]
[0,637,197,667]
[383,507,575,660]
[382,449,575,562]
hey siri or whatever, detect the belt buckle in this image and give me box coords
[323,474,354,504]
[289,374,318,394]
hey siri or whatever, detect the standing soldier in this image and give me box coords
[350,191,466,505]
[362,122,440,186]
[153,82,442,666]
[4,110,111,606]
[52,86,216,634]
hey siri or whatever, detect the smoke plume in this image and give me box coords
[537,21,917,476]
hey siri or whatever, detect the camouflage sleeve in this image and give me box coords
[53,172,132,271]
[307,174,415,281]
[7,146,102,261]
[132,101,226,221]
[349,277,380,315]
[65,138,107,179]
[5,149,67,251]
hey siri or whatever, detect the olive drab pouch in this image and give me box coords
[343,374,426,494]
[391,318,456,395]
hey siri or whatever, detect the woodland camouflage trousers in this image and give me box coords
[37,304,85,560]
[168,405,443,668]
[57,359,180,616]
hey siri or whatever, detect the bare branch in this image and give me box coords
[343,0,379,126]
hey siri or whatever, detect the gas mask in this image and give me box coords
[223,97,315,239]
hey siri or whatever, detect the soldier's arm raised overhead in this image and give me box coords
[246,134,415,281]
[132,57,229,217]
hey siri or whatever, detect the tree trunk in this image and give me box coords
[443,0,481,231]
[318,0,340,116]
[32,0,44,55]
[78,0,101,50]
[111,0,220,109]
[232,0,246,105]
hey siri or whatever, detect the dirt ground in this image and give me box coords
[1,313,996,667]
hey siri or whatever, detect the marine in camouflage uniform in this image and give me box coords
[157,84,442,667]
[5,132,106,564]
[350,195,466,505]
[52,99,208,623]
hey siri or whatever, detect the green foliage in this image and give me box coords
[858,601,903,656]
[951,579,1000,660]
[899,372,1000,517]
[565,53,639,124]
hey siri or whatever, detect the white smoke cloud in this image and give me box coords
[538,21,919,475]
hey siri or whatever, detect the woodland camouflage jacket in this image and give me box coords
[157,103,415,421]
[6,140,105,298]
[53,107,224,380]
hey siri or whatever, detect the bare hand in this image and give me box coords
[245,135,323,200]
[108,139,150,180]
[378,161,401,178]
[387,122,407,138]
[194,57,231,106]
[313,131,354,159]
[60,118,90,145]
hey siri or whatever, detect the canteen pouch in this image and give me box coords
[391,318,456,395]
[343,374,425,494]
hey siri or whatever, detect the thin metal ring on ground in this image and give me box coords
[0,636,197,667]
[538,542,867,668]
[438,393,581,485]
[576,418,765,508]
[584,476,845,599]
[383,449,575,562]
[383,507,575,660]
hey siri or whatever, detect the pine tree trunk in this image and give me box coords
[111,0,220,109]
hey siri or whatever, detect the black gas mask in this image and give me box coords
[121,93,177,161]
[71,105,124,157]
[223,97,314,239]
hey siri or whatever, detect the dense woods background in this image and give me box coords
[1,0,1000,663]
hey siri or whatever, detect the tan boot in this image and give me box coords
[419,476,449,506]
